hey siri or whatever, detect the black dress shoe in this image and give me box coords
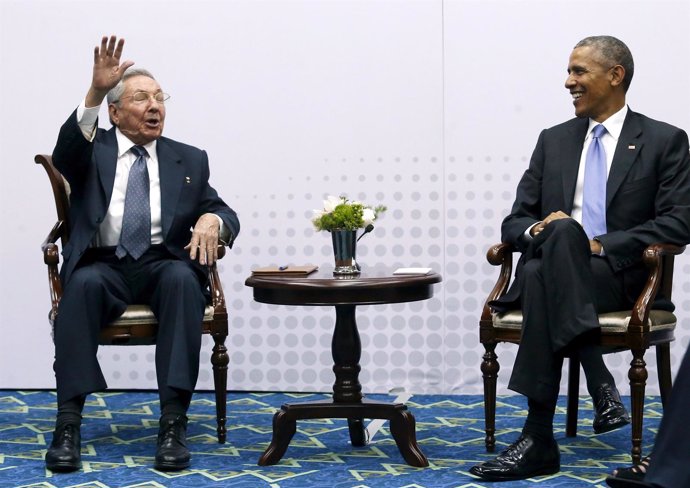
[469,433,560,481]
[45,423,81,472]
[593,383,630,434]
[154,415,190,471]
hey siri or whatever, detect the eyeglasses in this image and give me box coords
[117,91,170,104]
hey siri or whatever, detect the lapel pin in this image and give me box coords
[628,144,636,150]
[185,176,191,184]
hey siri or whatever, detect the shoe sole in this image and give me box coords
[154,461,190,471]
[594,417,631,434]
[46,461,81,472]
[470,464,560,481]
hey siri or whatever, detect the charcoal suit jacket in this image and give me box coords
[496,109,690,338]
[52,109,240,285]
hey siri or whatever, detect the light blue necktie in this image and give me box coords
[116,145,151,259]
[582,124,608,240]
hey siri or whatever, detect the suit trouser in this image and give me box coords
[507,219,628,405]
[53,245,206,406]
[645,345,690,488]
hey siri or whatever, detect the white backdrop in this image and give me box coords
[1,0,689,396]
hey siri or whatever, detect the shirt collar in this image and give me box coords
[115,127,158,158]
[587,104,628,141]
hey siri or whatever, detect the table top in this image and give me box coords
[245,266,442,306]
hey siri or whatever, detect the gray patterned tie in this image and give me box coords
[116,145,151,259]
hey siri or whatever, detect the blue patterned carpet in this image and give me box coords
[0,390,659,488]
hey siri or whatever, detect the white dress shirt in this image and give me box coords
[77,101,163,247]
[524,104,629,249]
[571,104,628,224]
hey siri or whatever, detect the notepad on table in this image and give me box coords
[393,267,433,275]
[251,265,319,276]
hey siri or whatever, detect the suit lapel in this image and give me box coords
[156,138,184,239]
[607,111,643,208]
[95,127,119,207]
[561,118,589,213]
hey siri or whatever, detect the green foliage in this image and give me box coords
[314,202,364,231]
[312,196,386,232]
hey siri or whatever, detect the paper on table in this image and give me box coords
[252,265,318,275]
[393,267,433,275]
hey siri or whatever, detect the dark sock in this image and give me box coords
[579,345,615,395]
[160,389,191,423]
[56,395,85,427]
[523,398,556,442]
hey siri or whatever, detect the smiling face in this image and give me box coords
[565,45,625,122]
[108,75,166,145]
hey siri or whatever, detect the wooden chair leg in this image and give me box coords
[656,343,672,408]
[480,343,499,452]
[628,349,648,465]
[566,354,580,437]
[211,333,229,443]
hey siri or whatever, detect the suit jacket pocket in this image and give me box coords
[616,176,655,195]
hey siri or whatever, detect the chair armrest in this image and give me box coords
[481,242,515,321]
[629,243,686,329]
[41,220,65,320]
[209,238,228,315]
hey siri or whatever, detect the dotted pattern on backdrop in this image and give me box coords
[96,155,690,396]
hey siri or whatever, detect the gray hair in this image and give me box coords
[106,67,156,106]
[574,36,634,92]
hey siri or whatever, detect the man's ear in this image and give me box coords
[610,64,625,88]
[108,104,119,126]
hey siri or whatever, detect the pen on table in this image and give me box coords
[279,265,289,271]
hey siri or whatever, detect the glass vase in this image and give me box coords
[331,229,360,275]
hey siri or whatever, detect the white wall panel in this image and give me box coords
[1,0,688,397]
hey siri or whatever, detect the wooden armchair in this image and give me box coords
[479,241,684,464]
[35,154,230,443]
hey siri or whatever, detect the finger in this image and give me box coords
[189,235,199,259]
[105,35,117,57]
[93,46,100,64]
[113,38,125,60]
[119,60,135,74]
[98,36,108,58]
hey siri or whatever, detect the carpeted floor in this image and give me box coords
[0,390,660,488]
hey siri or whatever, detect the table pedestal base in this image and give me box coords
[257,398,429,467]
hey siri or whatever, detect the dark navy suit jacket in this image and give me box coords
[52,109,240,285]
[496,109,690,344]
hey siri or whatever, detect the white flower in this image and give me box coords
[311,194,386,232]
[362,208,376,226]
[323,195,342,213]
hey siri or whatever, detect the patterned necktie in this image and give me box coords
[582,124,608,240]
[116,145,151,259]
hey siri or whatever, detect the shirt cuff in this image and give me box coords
[524,222,541,240]
[76,99,100,141]
[212,214,232,244]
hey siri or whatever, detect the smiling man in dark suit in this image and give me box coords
[45,36,240,472]
[470,35,690,481]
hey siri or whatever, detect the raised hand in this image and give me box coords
[85,35,134,107]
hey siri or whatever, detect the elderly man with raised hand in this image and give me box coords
[45,35,239,472]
